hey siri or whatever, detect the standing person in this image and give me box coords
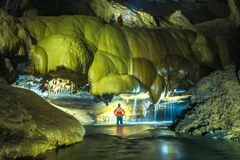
[114,103,125,125]
[117,15,123,25]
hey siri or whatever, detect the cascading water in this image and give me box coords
[154,103,157,122]
[159,99,189,121]
[163,102,175,121]
[131,98,137,122]
[144,98,190,123]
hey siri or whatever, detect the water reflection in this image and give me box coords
[116,126,124,136]
[88,124,161,138]
[33,124,240,160]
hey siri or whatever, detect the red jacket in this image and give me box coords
[118,16,122,23]
[114,107,125,117]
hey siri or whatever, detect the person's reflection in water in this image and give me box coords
[116,126,123,136]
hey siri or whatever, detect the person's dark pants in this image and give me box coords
[116,116,123,125]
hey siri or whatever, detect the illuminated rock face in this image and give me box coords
[0,9,239,103]
[0,84,85,159]
[37,34,94,74]
[169,10,192,27]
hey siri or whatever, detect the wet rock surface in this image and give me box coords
[0,84,85,159]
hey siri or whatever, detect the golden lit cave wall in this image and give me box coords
[17,15,224,103]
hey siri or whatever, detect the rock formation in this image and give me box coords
[90,0,157,28]
[0,84,85,159]
[0,0,240,158]
[0,4,239,103]
[173,65,240,141]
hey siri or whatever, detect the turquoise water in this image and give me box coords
[141,100,189,122]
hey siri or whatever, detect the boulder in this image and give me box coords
[174,65,240,141]
[0,84,85,159]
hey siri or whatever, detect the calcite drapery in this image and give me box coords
[0,9,238,103]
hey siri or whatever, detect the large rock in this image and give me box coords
[174,65,240,141]
[0,84,85,159]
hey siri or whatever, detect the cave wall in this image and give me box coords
[0,8,239,103]
[1,0,93,17]
[0,0,240,103]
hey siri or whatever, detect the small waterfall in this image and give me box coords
[154,103,157,122]
[154,91,165,122]
[164,102,167,121]
[132,98,137,122]
[163,102,175,121]
[161,100,189,122]
[169,102,176,121]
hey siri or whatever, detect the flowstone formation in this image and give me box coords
[0,6,239,103]
[0,84,85,159]
[173,65,240,141]
[90,0,157,28]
